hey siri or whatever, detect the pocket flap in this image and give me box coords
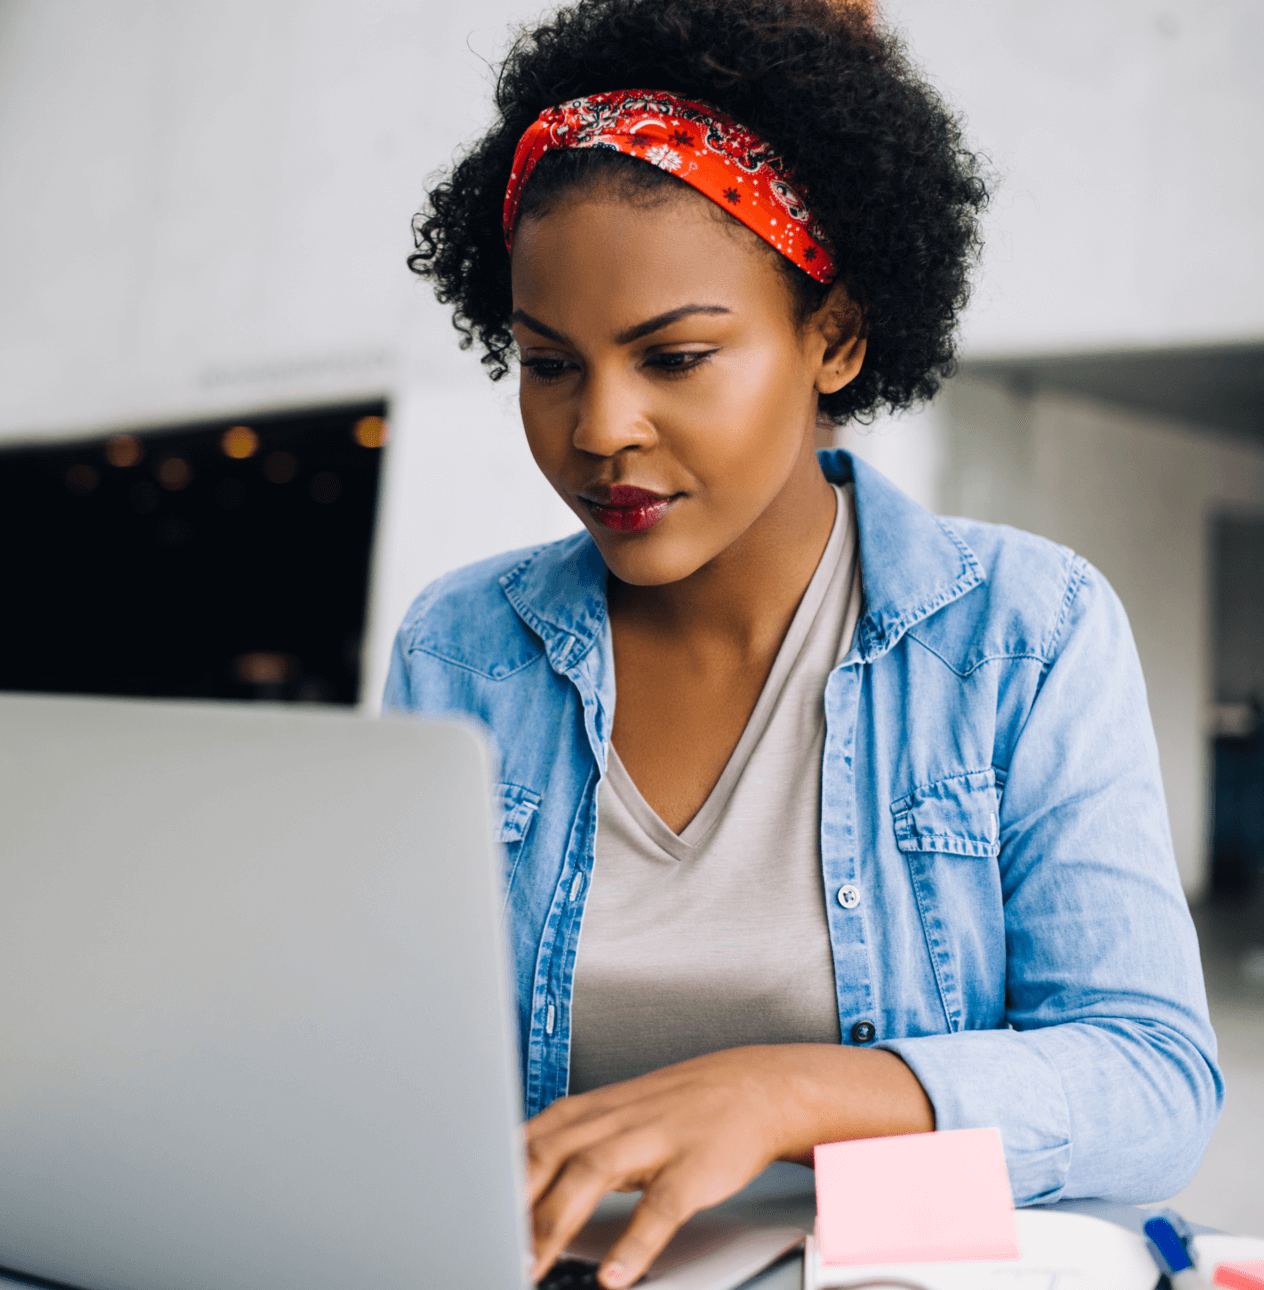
[891,769,1000,858]
[496,782,541,844]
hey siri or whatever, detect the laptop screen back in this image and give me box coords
[0,694,527,1290]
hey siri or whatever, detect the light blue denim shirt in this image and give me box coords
[384,450,1222,1206]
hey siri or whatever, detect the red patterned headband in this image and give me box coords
[502,90,836,283]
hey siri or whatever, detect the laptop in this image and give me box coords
[0,693,529,1290]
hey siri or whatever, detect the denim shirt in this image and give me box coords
[384,450,1222,1206]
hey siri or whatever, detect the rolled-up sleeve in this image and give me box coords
[880,561,1223,1205]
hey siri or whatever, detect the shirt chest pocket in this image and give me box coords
[496,782,542,893]
[891,768,1001,859]
[890,768,1005,1033]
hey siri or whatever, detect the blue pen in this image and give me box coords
[1144,1210,1204,1290]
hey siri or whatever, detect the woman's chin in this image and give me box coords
[593,535,714,588]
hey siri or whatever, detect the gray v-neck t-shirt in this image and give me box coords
[568,484,863,1094]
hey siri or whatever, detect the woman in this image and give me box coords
[386,0,1222,1284]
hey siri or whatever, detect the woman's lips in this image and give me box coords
[584,485,676,534]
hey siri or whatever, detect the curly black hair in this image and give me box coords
[409,0,987,424]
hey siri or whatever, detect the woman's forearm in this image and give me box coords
[763,1043,936,1163]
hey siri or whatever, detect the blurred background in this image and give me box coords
[0,0,1259,1231]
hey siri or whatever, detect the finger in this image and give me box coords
[526,1091,592,1138]
[525,1063,702,1164]
[596,1171,700,1289]
[529,1142,639,1283]
[525,1102,641,1205]
[525,1079,647,1145]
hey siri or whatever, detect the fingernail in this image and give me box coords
[600,1262,631,1287]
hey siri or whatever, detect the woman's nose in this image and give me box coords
[571,369,656,457]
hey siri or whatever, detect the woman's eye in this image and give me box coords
[647,350,717,375]
[520,357,573,382]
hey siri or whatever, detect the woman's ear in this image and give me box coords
[813,283,867,395]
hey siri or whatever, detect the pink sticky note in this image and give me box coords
[1216,1259,1264,1290]
[814,1127,1020,1266]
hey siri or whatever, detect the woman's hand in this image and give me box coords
[526,1043,934,1287]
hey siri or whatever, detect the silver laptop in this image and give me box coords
[0,693,529,1290]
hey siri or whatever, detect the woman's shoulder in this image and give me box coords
[392,530,595,673]
[843,453,1103,668]
[915,512,1116,672]
[945,512,1083,596]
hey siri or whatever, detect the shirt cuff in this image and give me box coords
[878,1030,1073,1205]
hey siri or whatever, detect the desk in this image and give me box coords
[744,1252,801,1289]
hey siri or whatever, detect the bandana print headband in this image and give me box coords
[502,89,836,284]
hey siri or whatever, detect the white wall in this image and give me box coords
[886,0,1264,356]
[0,0,568,436]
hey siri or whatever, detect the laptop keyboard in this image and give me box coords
[535,1257,604,1288]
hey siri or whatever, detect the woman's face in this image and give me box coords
[510,184,863,587]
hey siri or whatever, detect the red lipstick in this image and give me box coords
[585,485,675,534]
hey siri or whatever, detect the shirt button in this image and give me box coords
[850,1020,877,1044]
[837,884,860,909]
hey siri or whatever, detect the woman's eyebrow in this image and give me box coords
[510,304,731,347]
[615,304,731,344]
[511,310,571,344]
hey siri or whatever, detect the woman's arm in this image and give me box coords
[527,1043,932,1287]
[879,561,1222,1206]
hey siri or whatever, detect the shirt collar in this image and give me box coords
[499,529,610,678]
[827,450,985,662]
[499,449,985,680]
